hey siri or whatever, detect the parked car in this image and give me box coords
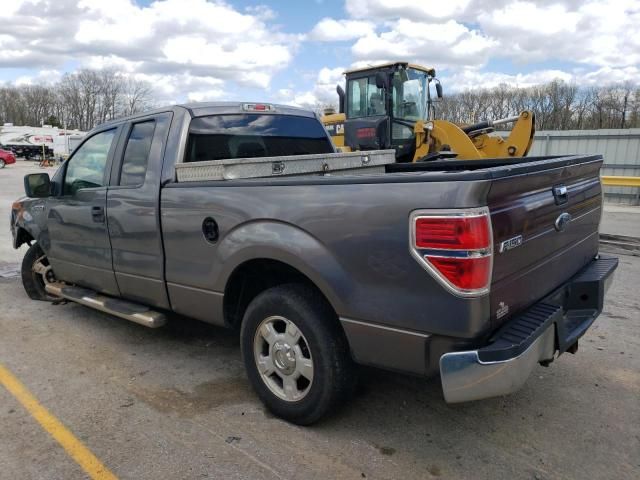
[0,148,16,168]
[10,102,617,424]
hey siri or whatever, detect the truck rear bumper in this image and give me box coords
[440,255,618,403]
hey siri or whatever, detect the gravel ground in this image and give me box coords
[0,159,638,479]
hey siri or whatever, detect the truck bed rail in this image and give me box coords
[175,150,396,182]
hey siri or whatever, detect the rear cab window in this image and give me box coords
[185,114,333,163]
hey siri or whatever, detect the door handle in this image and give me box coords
[91,206,105,223]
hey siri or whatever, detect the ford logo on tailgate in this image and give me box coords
[554,212,572,232]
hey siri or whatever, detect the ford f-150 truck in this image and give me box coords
[10,102,617,425]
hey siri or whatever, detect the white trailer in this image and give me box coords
[0,124,85,158]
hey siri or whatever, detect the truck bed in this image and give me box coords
[162,152,603,371]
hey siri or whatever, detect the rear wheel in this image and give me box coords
[240,283,355,425]
[21,244,58,301]
[0,159,5,168]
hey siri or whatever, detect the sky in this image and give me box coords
[0,0,639,108]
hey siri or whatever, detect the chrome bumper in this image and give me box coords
[439,255,618,404]
[440,324,555,403]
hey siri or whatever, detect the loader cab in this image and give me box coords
[343,62,440,162]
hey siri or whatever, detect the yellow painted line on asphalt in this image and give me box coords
[0,363,117,480]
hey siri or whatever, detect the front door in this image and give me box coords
[46,127,121,295]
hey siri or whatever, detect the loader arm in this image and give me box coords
[420,110,536,161]
[470,111,536,158]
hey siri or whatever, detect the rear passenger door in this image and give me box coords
[107,112,173,308]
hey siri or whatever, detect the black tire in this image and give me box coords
[21,244,57,301]
[240,283,355,425]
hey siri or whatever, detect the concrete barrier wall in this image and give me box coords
[529,129,640,205]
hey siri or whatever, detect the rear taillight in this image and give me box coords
[410,208,493,296]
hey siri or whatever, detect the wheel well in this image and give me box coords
[15,227,34,248]
[223,259,335,329]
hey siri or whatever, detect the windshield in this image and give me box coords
[391,68,428,121]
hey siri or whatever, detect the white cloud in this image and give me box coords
[478,0,640,67]
[346,0,472,21]
[85,56,141,73]
[162,36,291,71]
[131,72,225,104]
[187,88,226,102]
[309,0,640,91]
[351,19,496,68]
[309,18,375,41]
[442,65,640,92]
[480,2,580,36]
[1,0,639,106]
[0,0,298,99]
[443,67,574,92]
[277,67,345,109]
[579,66,640,86]
[317,66,345,85]
[14,69,63,86]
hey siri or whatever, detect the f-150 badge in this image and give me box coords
[499,235,523,253]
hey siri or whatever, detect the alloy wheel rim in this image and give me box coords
[253,315,314,402]
[32,254,56,287]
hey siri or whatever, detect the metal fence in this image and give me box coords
[529,129,640,205]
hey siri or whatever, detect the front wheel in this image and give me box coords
[0,159,5,168]
[240,284,355,425]
[21,244,58,301]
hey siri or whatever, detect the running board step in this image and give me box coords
[45,283,166,328]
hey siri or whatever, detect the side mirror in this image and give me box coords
[24,173,51,198]
[375,72,387,90]
[435,82,443,99]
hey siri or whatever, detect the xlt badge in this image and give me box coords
[499,235,523,253]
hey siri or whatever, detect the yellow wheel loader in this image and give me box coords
[321,62,535,162]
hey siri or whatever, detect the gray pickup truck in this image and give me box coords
[11,102,617,424]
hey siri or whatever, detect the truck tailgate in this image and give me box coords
[488,156,602,327]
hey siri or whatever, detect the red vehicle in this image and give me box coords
[0,148,16,168]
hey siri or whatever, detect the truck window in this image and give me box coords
[120,121,156,186]
[64,129,116,195]
[185,114,333,163]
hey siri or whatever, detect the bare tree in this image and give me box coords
[121,77,155,116]
[0,71,639,131]
[436,80,640,130]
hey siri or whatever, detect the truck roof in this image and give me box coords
[95,102,317,131]
[180,102,316,118]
